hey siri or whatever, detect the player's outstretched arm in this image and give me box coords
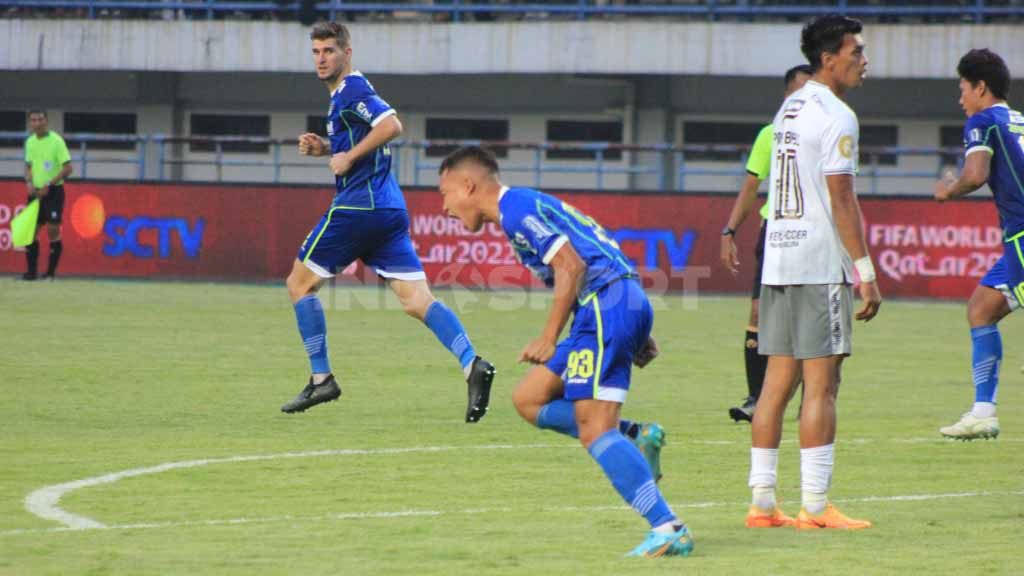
[720,173,763,275]
[519,242,586,365]
[826,173,881,322]
[934,151,991,202]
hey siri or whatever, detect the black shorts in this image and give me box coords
[751,221,766,300]
[29,185,65,225]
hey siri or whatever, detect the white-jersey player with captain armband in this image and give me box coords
[744,14,882,532]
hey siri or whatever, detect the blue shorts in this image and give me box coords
[546,278,654,404]
[980,238,1024,311]
[297,208,425,281]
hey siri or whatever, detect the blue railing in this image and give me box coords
[1,0,1022,22]
[0,132,963,194]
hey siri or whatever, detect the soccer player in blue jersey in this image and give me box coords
[280,22,495,419]
[437,146,692,558]
[935,49,1024,440]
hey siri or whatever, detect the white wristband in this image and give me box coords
[854,257,876,283]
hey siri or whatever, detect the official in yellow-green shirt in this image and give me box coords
[22,109,73,280]
[719,65,812,423]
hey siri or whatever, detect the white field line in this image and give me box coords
[23,444,569,531]
[16,439,1024,534]
[4,490,1022,537]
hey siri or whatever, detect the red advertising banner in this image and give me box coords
[0,180,1002,300]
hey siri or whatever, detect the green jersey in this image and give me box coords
[25,131,71,189]
[745,124,772,220]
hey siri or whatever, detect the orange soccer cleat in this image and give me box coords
[745,505,797,528]
[796,503,872,530]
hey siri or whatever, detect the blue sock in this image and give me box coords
[294,295,331,375]
[424,301,476,369]
[587,429,676,528]
[619,419,639,438]
[536,399,579,438]
[971,325,1002,404]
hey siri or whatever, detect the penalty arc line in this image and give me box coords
[4,489,1023,537]
[23,444,571,531]
[18,440,1024,533]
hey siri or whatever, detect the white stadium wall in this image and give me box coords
[2,20,1024,78]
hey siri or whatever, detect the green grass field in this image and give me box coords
[1,279,1021,575]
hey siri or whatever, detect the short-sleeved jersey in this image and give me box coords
[25,131,71,189]
[963,103,1024,239]
[745,124,773,220]
[762,80,859,286]
[498,186,636,299]
[326,71,405,210]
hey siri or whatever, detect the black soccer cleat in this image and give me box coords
[729,396,757,423]
[465,356,495,423]
[20,272,37,281]
[281,374,341,413]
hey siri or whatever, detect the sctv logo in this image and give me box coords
[71,194,205,259]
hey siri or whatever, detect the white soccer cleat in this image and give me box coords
[939,412,1000,441]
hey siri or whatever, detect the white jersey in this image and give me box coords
[761,80,859,286]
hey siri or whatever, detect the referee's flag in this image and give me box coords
[11,199,39,247]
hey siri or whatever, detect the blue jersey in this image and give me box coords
[498,186,636,298]
[326,71,405,210]
[963,103,1024,238]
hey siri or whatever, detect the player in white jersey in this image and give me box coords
[745,14,881,531]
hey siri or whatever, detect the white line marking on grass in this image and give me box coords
[19,439,1024,534]
[4,489,1021,537]
[24,444,569,531]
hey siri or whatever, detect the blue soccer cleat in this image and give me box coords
[633,423,666,483]
[625,525,694,558]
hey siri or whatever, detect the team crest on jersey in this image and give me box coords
[968,128,982,144]
[326,120,334,136]
[43,160,53,171]
[838,135,854,159]
[356,102,372,122]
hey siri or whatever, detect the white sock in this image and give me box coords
[312,373,331,385]
[653,521,676,534]
[801,491,827,516]
[800,444,834,515]
[972,402,997,418]
[749,448,778,510]
[463,363,473,379]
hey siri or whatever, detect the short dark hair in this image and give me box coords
[784,64,814,86]
[958,49,1010,100]
[439,146,500,176]
[310,21,350,49]
[801,15,863,71]
[27,109,47,119]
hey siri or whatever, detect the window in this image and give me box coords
[0,110,25,149]
[306,115,328,138]
[546,119,623,160]
[683,121,763,162]
[940,125,964,166]
[190,114,270,153]
[859,125,899,167]
[425,118,509,158]
[64,112,137,151]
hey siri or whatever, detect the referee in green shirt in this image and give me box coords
[719,65,811,422]
[23,109,72,281]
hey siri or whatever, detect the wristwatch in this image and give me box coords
[721,226,736,237]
